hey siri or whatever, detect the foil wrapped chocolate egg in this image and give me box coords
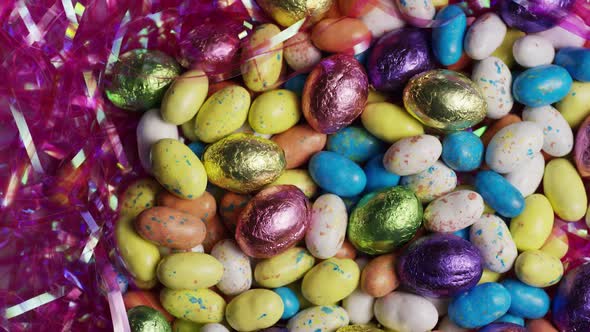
[203,133,286,193]
[236,185,311,258]
[127,305,172,332]
[106,49,181,111]
[397,234,483,298]
[403,69,487,131]
[500,0,574,33]
[552,263,590,331]
[256,0,333,27]
[348,186,422,255]
[302,54,369,134]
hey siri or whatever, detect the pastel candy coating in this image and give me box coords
[471,56,513,119]
[136,109,179,173]
[210,239,252,296]
[309,151,367,197]
[512,35,555,68]
[241,24,283,92]
[475,170,524,218]
[301,258,360,305]
[254,247,315,288]
[156,253,223,290]
[373,291,438,332]
[400,161,457,203]
[432,5,467,66]
[306,194,348,259]
[423,190,484,233]
[512,65,573,107]
[469,214,518,273]
[501,279,550,319]
[448,282,511,328]
[363,154,400,192]
[515,250,564,287]
[495,314,525,326]
[510,194,554,251]
[554,47,590,81]
[442,131,484,171]
[225,289,284,331]
[287,305,350,332]
[485,121,544,174]
[503,152,544,198]
[160,288,225,324]
[327,126,385,163]
[273,287,300,320]
[464,13,507,60]
[556,81,590,128]
[361,102,425,143]
[543,158,588,221]
[522,105,573,157]
[342,288,375,324]
[383,134,442,176]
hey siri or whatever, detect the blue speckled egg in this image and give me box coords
[273,287,300,320]
[513,65,573,107]
[432,5,467,66]
[448,282,512,328]
[309,151,367,197]
[284,74,308,96]
[478,322,526,332]
[188,141,206,159]
[554,47,590,82]
[327,127,385,163]
[363,154,401,192]
[501,279,550,319]
[442,131,484,171]
[453,227,470,240]
[495,313,525,326]
[475,171,524,218]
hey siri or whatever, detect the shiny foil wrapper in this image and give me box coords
[302,54,369,134]
[347,187,422,255]
[500,0,574,33]
[203,133,286,194]
[397,234,483,298]
[236,185,311,258]
[552,263,590,331]
[337,325,385,332]
[127,306,172,332]
[403,69,487,131]
[105,49,181,111]
[256,0,333,27]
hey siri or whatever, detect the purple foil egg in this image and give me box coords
[479,323,526,332]
[499,0,574,33]
[397,234,483,298]
[236,185,311,258]
[367,27,436,94]
[552,263,590,331]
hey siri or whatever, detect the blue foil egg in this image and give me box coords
[475,170,524,218]
[495,313,525,326]
[327,127,385,163]
[442,131,484,171]
[309,151,367,197]
[432,5,467,66]
[554,47,590,82]
[448,282,512,328]
[501,279,550,319]
[363,154,400,192]
[513,65,573,107]
[274,287,300,319]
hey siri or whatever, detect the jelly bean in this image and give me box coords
[540,222,569,259]
[472,56,513,119]
[491,29,525,68]
[470,213,517,273]
[225,289,283,331]
[374,291,438,332]
[271,124,327,169]
[361,102,424,143]
[363,154,400,192]
[284,74,308,96]
[287,305,350,332]
[121,178,162,218]
[432,5,467,66]
[311,18,372,54]
[526,318,558,332]
[309,151,367,197]
[172,319,203,332]
[478,269,501,285]
[327,127,385,163]
[241,24,283,92]
[124,291,174,322]
[342,288,374,324]
[543,158,588,221]
[495,313,525,326]
[510,194,554,251]
[512,35,555,68]
[302,258,360,305]
[195,85,250,143]
[137,109,179,172]
[383,134,441,176]
[116,215,161,283]
[360,4,405,39]
[448,282,511,328]
[531,14,587,49]
[156,253,222,290]
[200,323,229,332]
[394,0,436,24]
[556,81,590,127]
[485,121,544,174]
[360,253,399,298]
[522,105,573,157]
[306,194,348,259]
[211,239,252,296]
[503,152,544,197]
[554,47,590,81]
[254,247,315,288]
[401,161,457,203]
[136,207,206,249]
[248,89,300,135]
[513,65,573,107]
[160,288,226,323]
[274,287,300,320]
[424,190,484,233]
[514,250,563,287]
[266,169,318,198]
[284,32,322,72]
[481,114,521,147]
[161,69,208,125]
[442,131,484,171]
[475,171,524,217]
[501,279,550,319]
[464,13,506,60]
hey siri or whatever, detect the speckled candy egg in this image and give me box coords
[361,102,425,143]
[195,85,250,143]
[424,190,484,233]
[400,161,457,203]
[394,0,435,25]
[311,18,372,54]
[360,254,399,298]
[160,288,225,323]
[342,288,375,324]
[515,250,564,287]
[397,234,483,298]
[306,194,348,259]
[287,305,350,332]
[308,151,367,197]
[383,134,441,176]
[360,4,405,39]
[225,289,284,331]
[248,89,301,135]
[302,258,360,305]
[272,124,327,169]
[500,0,574,33]
[156,253,223,290]
[470,214,518,273]
[374,291,438,332]
[442,131,484,172]
[254,247,315,288]
[135,207,206,249]
[284,32,322,71]
[485,121,544,174]
[241,24,283,92]
[448,282,511,328]
[302,54,368,134]
[522,106,573,157]
[504,152,545,197]
[464,13,507,60]
[211,239,252,296]
[327,127,385,163]
[552,263,590,332]
[513,65,573,107]
[236,185,310,258]
[472,56,513,119]
[513,35,555,68]
[136,109,179,173]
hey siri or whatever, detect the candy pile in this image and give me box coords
[101,0,590,331]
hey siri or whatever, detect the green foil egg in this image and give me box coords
[348,186,423,255]
[106,49,181,111]
[127,306,172,332]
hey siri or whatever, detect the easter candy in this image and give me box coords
[161,69,208,125]
[128,306,172,332]
[255,0,333,27]
[137,109,179,173]
[116,215,161,282]
[438,316,469,332]
[203,134,286,193]
[575,115,590,178]
[156,253,223,290]
[470,214,518,273]
[284,32,322,71]
[448,282,511,328]
[515,250,564,287]
[152,139,207,200]
[343,288,374,324]
[478,268,502,285]
[544,158,588,221]
[306,194,348,259]
[495,314,525,326]
[432,5,467,66]
[287,305,350,332]
[311,18,372,54]
[427,296,451,317]
[327,127,384,163]
[309,151,367,197]
[157,191,216,222]
[338,0,375,17]
[403,70,487,131]
[181,119,199,142]
[195,85,250,143]
[274,287,300,320]
[424,190,484,233]
[394,0,436,25]
[374,291,438,332]
[241,24,283,92]
[121,178,161,218]
[284,74,308,96]
[225,289,284,331]
[479,323,525,332]
[160,288,225,323]
[267,169,318,198]
[471,56,513,119]
[106,49,181,111]
[255,247,315,288]
[200,323,229,332]
[499,0,574,33]
[302,54,368,134]
[383,134,441,176]
[368,28,435,94]
[348,186,423,254]
[512,35,555,68]
[211,239,252,296]
[504,152,545,197]
[442,132,484,171]
[361,102,424,143]
[464,13,506,60]
[527,319,558,332]
[481,114,522,146]
[485,121,544,174]
[363,154,400,192]
[540,222,569,259]
[336,325,384,332]
[501,279,550,319]
[401,161,457,203]
[360,253,399,297]
[360,3,405,39]
[510,194,554,251]
[513,65,573,107]
[556,81,590,127]
[523,106,573,157]
[271,124,327,169]
[397,234,483,298]
[124,291,174,322]
[491,29,525,68]
[475,171,525,217]
[336,240,357,260]
[248,89,300,135]
[552,263,590,331]
[136,207,206,249]
[302,258,360,305]
[219,192,250,232]
[555,48,589,84]
[236,185,310,258]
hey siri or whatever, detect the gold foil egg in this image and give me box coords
[203,133,286,193]
[336,325,385,332]
[403,69,487,131]
[256,0,334,27]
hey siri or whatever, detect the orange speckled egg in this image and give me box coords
[157,190,217,221]
[271,124,327,169]
[311,18,371,54]
[201,214,229,252]
[135,206,206,249]
[219,192,251,233]
[334,239,357,260]
[284,32,323,72]
[361,253,399,297]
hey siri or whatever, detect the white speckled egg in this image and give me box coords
[513,35,555,68]
[210,239,252,296]
[137,109,179,173]
[522,105,573,157]
[424,190,484,233]
[287,305,349,332]
[504,152,545,198]
[305,194,348,259]
[485,121,544,174]
[374,291,438,332]
[201,323,230,332]
[342,288,375,324]
[394,0,435,25]
[472,56,513,119]
[383,135,442,176]
[401,161,457,203]
[464,13,507,60]
[469,213,517,273]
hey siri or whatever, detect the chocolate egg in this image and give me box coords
[256,0,333,27]
[367,28,436,94]
[500,0,574,33]
[203,134,286,193]
[127,305,172,332]
[403,69,487,131]
[302,54,368,134]
[397,234,483,298]
[348,187,422,255]
[552,263,590,331]
[236,185,311,258]
[106,49,181,111]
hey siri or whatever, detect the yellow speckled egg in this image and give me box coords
[161,288,225,323]
[172,319,203,332]
[287,305,350,332]
[241,24,283,92]
[302,258,360,305]
[510,194,554,251]
[361,102,424,143]
[195,86,250,143]
[120,178,162,218]
[477,268,501,285]
[249,89,300,134]
[265,169,317,198]
[556,82,590,127]
[515,250,564,287]
[157,253,223,290]
[491,29,525,68]
[161,69,209,125]
[255,247,316,288]
[540,223,569,259]
[543,158,588,221]
[225,289,284,331]
[256,0,333,27]
[151,139,208,199]
[180,115,199,142]
[116,215,161,282]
